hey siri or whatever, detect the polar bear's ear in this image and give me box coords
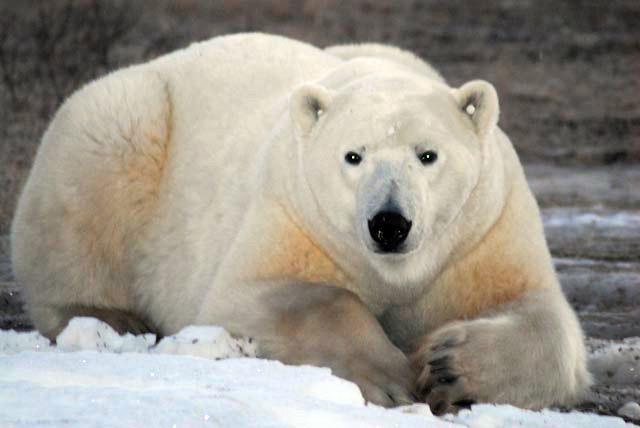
[454,80,499,137]
[290,84,335,137]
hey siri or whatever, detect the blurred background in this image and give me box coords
[0,0,638,418]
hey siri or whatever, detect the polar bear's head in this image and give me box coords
[290,74,500,286]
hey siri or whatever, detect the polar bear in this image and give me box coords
[11,33,590,411]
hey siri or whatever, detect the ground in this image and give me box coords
[0,0,638,424]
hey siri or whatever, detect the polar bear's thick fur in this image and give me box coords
[11,33,590,411]
[325,43,445,83]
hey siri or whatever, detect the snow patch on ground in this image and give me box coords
[619,402,640,421]
[57,317,157,353]
[0,328,53,354]
[543,208,640,229]
[446,404,632,428]
[153,324,256,359]
[589,337,640,386]
[0,318,637,427]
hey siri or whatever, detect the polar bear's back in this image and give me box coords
[325,43,445,83]
[151,34,342,216]
[156,33,341,180]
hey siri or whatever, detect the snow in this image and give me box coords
[152,325,257,359]
[588,337,640,386]
[446,405,631,428]
[542,208,640,229]
[57,317,156,353]
[619,402,640,421]
[0,329,53,354]
[56,317,257,358]
[0,318,637,427]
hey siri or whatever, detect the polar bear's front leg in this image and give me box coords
[206,282,415,407]
[198,202,416,406]
[410,287,591,414]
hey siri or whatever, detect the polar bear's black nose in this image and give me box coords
[368,211,412,252]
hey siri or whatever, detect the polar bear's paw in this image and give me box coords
[410,321,477,414]
[337,352,416,408]
[410,318,523,415]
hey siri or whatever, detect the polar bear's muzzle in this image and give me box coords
[368,210,412,253]
[358,162,419,255]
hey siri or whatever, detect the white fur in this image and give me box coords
[11,33,589,409]
[325,43,446,83]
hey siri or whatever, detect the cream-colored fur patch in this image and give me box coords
[252,217,348,286]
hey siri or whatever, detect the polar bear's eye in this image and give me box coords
[418,150,438,165]
[344,151,362,165]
